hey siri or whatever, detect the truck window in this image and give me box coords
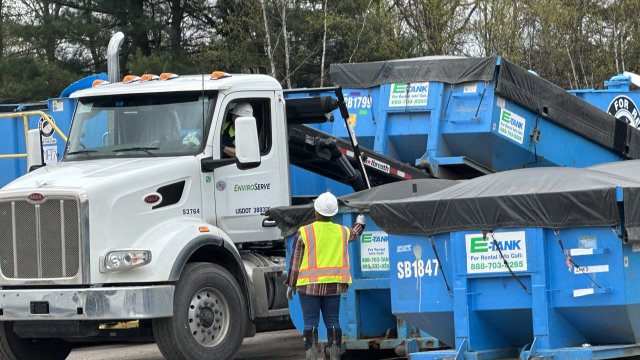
[220,99,271,158]
[65,91,216,160]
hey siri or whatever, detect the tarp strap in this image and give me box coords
[473,81,489,118]
[486,231,527,292]
[530,113,540,165]
[443,84,454,118]
[614,118,629,157]
[429,236,450,292]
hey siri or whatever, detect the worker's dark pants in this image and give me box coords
[299,294,341,330]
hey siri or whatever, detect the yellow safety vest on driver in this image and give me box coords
[222,121,235,137]
[296,221,352,286]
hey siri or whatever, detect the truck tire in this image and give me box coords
[153,262,247,360]
[0,322,71,360]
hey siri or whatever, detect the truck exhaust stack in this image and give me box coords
[107,32,125,83]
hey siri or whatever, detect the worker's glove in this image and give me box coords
[352,214,366,237]
[287,286,296,301]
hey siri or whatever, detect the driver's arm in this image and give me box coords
[223,146,236,157]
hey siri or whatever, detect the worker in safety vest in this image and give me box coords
[285,192,365,360]
[221,102,253,157]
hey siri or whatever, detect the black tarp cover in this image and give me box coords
[369,164,640,236]
[330,57,638,159]
[494,61,630,155]
[330,57,496,89]
[267,179,457,237]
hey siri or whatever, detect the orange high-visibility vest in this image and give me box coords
[296,221,352,286]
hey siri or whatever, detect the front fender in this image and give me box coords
[167,232,242,281]
[91,219,254,319]
[92,219,222,283]
[167,230,255,320]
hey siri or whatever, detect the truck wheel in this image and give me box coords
[0,322,71,360]
[153,262,247,360]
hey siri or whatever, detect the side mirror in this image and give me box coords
[26,129,44,172]
[234,116,261,170]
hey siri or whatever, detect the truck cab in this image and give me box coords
[0,72,294,360]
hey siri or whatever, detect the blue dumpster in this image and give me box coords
[288,65,640,197]
[375,162,640,359]
[571,73,640,128]
[270,179,457,355]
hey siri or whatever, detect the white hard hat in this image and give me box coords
[231,102,253,117]
[314,192,339,217]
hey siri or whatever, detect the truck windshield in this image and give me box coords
[65,91,216,160]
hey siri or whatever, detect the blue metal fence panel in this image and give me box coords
[0,97,75,188]
[0,111,24,186]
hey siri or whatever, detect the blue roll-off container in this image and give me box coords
[390,225,640,360]
[379,163,640,359]
[571,73,640,128]
[290,65,640,197]
[289,58,632,195]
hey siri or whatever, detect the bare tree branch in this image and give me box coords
[259,0,276,77]
[280,0,290,88]
[349,0,374,63]
[320,0,327,86]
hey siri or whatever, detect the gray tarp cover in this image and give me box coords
[369,162,640,236]
[331,57,638,159]
[267,179,457,237]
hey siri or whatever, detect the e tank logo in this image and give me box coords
[469,236,522,253]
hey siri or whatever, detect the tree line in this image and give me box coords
[0,0,638,103]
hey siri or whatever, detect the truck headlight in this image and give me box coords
[102,250,152,272]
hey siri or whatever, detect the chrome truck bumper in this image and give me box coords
[0,285,174,320]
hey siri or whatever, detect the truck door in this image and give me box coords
[211,92,290,242]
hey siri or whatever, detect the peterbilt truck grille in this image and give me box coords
[0,198,80,279]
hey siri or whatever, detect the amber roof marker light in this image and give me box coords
[210,71,231,80]
[159,73,179,81]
